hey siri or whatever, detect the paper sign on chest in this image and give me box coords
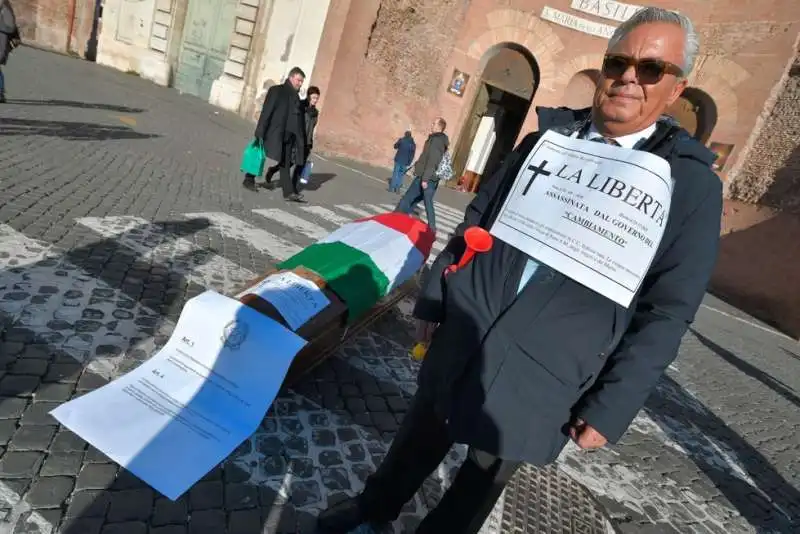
[489,130,673,307]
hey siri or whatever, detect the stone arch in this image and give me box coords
[452,38,542,192]
[666,87,718,143]
[553,53,606,96]
[467,10,564,94]
[562,69,601,109]
[684,56,749,135]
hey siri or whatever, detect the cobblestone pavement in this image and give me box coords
[0,47,799,534]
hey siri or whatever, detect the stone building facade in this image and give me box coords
[10,0,99,59]
[311,0,799,194]
[93,0,330,122]
[711,49,800,338]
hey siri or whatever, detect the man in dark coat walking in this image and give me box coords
[317,7,722,534]
[395,117,449,231]
[389,130,416,193]
[0,0,20,103]
[244,66,307,202]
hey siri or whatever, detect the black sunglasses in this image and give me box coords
[602,54,684,84]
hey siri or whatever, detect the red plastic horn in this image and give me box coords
[445,226,494,276]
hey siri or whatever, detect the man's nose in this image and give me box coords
[620,64,638,83]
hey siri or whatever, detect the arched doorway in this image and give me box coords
[451,43,539,193]
[562,69,601,109]
[666,87,718,144]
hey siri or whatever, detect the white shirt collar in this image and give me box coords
[584,122,657,149]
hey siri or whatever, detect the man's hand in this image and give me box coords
[414,320,437,344]
[421,180,428,189]
[569,418,607,450]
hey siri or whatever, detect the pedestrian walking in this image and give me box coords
[317,7,722,533]
[395,118,449,231]
[389,130,416,193]
[0,0,21,103]
[294,85,321,187]
[244,66,307,203]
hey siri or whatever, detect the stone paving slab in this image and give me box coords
[0,47,799,534]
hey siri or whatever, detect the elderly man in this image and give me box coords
[317,7,722,534]
[244,66,307,202]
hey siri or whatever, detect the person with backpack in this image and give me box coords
[389,130,416,193]
[395,117,450,232]
[0,0,20,103]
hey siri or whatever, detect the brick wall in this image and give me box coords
[11,0,96,58]
[710,49,800,339]
[314,0,471,166]
[729,52,800,213]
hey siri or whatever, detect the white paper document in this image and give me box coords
[50,290,307,500]
[490,130,673,307]
[236,271,330,330]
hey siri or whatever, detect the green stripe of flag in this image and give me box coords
[278,242,390,322]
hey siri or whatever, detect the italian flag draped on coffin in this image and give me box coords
[278,213,436,322]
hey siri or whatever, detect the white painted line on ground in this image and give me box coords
[0,481,52,534]
[434,201,467,220]
[0,223,164,379]
[312,153,388,187]
[252,208,329,240]
[300,206,352,227]
[699,304,795,341]
[362,203,390,215]
[184,212,301,262]
[335,204,373,219]
[76,216,255,294]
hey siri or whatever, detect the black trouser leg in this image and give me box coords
[358,392,454,523]
[264,164,280,184]
[417,448,521,533]
[279,164,295,198]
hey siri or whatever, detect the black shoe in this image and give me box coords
[317,497,388,533]
[284,193,307,203]
[242,179,257,192]
[259,181,275,190]
[0,95,5,104]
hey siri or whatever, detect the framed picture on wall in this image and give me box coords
[448,69,470,97]
[709,142,734,172]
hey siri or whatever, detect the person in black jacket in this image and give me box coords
[292,85,321,187]
[244,66,307,203]
[317,7,722,534]
[395,117,449,231]
[0,0,20,103]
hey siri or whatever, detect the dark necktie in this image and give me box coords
[591,136,620,146]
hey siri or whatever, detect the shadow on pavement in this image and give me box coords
[0,118,158,141]
[643,352,800,532]
[691,328,800,409]
[4,99,145,113]
[300,173,336,192]
[0,219,429,533]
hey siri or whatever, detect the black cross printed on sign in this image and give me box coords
[522,160,551,195]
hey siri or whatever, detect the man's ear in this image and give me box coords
[666,78,688,107]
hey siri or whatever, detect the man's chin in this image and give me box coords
[598,104,637,124]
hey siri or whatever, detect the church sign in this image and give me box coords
[569,0,643,23]
[540,6,617,39]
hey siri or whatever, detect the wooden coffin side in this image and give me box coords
[236,267,418,387]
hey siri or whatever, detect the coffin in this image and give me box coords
[235,213,436,386]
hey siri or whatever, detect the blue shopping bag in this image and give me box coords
[240,140,266,176]
[299,160,314,184]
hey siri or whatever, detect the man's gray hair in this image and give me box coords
[607,7,700,77]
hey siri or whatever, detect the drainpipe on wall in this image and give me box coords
[66,0,78,54]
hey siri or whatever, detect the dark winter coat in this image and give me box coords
[0,0,18,66]
[301,99,319,150]
[254,80,306,166]
[414,131,449,182]
[414,106,723,466]
[393,133,417,167]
